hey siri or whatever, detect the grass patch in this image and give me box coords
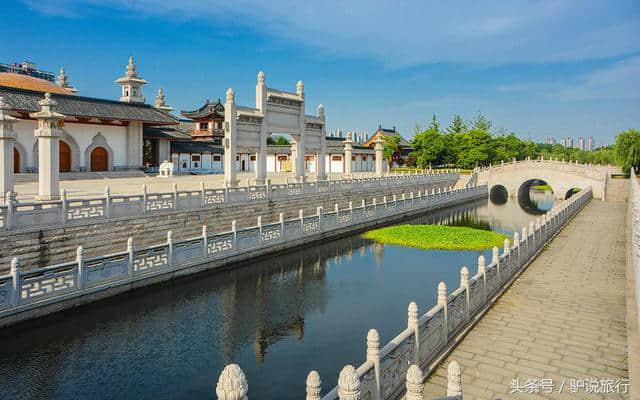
[361,224,508,251]
[531,184,552,190]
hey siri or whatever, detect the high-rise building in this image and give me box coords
[561,138,567,147]
[546,137,556,145]
[567,137,574,148]
[578,137,585,151]
[587,136,594,151]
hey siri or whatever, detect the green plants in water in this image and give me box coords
[361,224,508,251]
[531,184,552,190]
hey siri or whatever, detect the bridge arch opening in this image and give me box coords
[489,185,508,205]
[517,179,555,215]
[565,187,582,199]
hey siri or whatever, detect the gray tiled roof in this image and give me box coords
[143,126,192,140]
[180,99,224,119]
[171,141,224,154]
[0,86,178,124]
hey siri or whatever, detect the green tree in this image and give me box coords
[469,111,492,133]
[383,135,401,167]
[615,129,640,174]
[446,114,467,135]
[411,127,445,167]
[427,114,440,132]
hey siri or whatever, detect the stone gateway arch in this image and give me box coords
[223,71,327,187]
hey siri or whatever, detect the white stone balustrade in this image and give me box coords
[0,171,459,231]
[304,185,592,400]
[0,182,485,325]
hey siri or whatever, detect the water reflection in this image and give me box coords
[0,195,548,400]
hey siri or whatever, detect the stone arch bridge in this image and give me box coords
[475,158,617,200]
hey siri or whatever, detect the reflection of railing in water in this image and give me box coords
[0,184,486,327]
[211,186,594,400]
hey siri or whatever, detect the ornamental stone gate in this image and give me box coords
[224,71,327,187]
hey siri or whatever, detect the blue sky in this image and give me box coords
[2,0,639,145]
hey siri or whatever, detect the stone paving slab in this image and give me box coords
[423,200,629,399]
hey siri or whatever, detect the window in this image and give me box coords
[352,156,356,161]
[250,155,256,161]
[213,155,221,161]
[278,155,288,161]
[236,155,240,161]
[199,122,208,130]
[214,122,219,129]
[332,155,342,161]
[191,155,201,162]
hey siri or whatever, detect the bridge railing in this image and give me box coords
[287,185,591,400]
[0,171,459,232]
[630,172,640,334]
[474,157,615,180]
[0,183,486,325]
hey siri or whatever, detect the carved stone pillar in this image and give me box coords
[30,93,64,201]
[316,104,326,180]
[224,88,238,187]
[374,133,384,176]
[343,133,353,177]
[0,97,18,204]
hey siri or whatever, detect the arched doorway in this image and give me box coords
[13,147,19,173]
[90,147,108,171]
[60,141,71,172]
[489,184,508,205]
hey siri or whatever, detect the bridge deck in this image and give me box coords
[424,200,629,399]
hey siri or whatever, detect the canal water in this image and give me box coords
[0,189,555,400]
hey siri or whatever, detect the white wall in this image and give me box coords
[14,119,128,169]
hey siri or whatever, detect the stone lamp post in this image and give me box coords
[0,97,18,204]
[30,93,64,201]
[374,133,384,176]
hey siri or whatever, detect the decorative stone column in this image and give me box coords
[255,71,267,185]
[293,80,306,182]
[224,88,238,187]
[343,132,353,177]
[374,133,384,176]
[316,104,327,180]
[30,93,64,201]
[0,97,18,205]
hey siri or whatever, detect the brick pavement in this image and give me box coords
[423,200,629,399]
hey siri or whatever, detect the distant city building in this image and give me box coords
[560,138,567,147]
[546,137,556,145]
[566,136,574,148]
[587,136,594,151]
[0,61,56,82]
[578,137,585,151]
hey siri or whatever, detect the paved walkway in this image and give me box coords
[424,200,629,399]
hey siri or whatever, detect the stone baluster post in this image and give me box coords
[141,184,147,213]
[256,216,263,244]
[231,220,237,249]
[200,181,206,207]
[513,231,520,268]
[172,183,178,210]
[10,257,19,306]
[492,246,500,284]
[366,329,381,400]
[202,225,209,257]
[408,302,419,363]
[335,203,339,213]
[31,93,64,201]
[446,361,463,397]
[127,237,135,275]
[279,213,284,237]
[405,365,423,400]
[5,191,13,229]
[299,209,304,233]
[337,365,360,400]
[348,201,353,220]
[0,97,18,205]
[167,230,174,266]
[265,178,272,200]
[521,226,528,259]
[374,134,384,176]
[224,88,238,187]
[76,246,84,290]
[104,186,111,219]
[216,364,248,400]
[438,282,448,340]
[317,206,323,230]
[306,371,322,400]
[478,255,486,302]
[460,266,470,321]
[529,221,535,252]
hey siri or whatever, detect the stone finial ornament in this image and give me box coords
[296,80,304,96]
[446,361,462,396]
[216,364,248,400]
[57,68,69,87]
[437,282,447,305]
[257,70,265,84]
[408,302,418,328]
[306,370,321,400]
[126,55,137,78]
[366,329,380,359]
[337,365,360,400]
[317,104,325,118]
[492,246,500,264]
[513,232,520,246]
[477,255,486,274]
[460,267,469,288]
[226,88,235,103]
[154,88,173,112]
[405,364,424,400]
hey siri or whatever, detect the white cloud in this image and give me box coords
[23,0,640,66]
